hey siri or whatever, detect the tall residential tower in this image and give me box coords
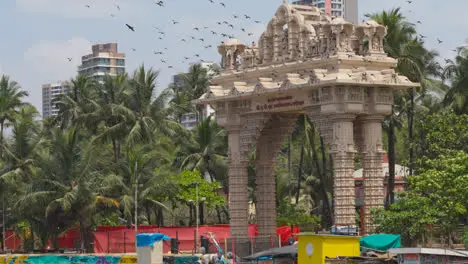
[78,43,126,82]
[292,0,358,24]
[42,81,72,118]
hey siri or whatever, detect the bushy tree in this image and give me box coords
[374,152,468,246]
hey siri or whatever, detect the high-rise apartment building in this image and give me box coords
[292,0,358,24]
[42,81,72,118]
[78,43,126,82]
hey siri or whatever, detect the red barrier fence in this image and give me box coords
[5,225,298,253]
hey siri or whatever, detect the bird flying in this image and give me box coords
[125,24,135,32]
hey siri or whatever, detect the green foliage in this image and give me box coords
[372,194,438,245]
[374,152,468,246]
[443,47,468,113]
[172,170,225,208]
[416,112,468,161]
[277,202,320,230]
[176,116,228,190]
[0,66,217,251]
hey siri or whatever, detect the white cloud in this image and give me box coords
[15,0,138,19]
[24,37,91,82]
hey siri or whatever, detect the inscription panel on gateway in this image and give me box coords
[251,91,310,112]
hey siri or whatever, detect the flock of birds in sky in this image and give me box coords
[403,0,462,64]
[69,0,456,72]
[75,0,263,71]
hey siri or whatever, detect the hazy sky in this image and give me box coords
[1,0,467,116]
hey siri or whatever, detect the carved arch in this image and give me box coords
[266,17,276,37]
[274,4,292,22]
[258,36,264,64]
[260,34,274,64]
[288,15,302,60]
[272,6,292,62]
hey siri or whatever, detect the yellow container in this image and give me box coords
[298,234,360,264]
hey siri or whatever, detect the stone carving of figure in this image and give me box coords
[372,35,380,51]
[361,72,368,82]
[311,38,319,57]
[226,52,232,69]
[236,55,243,70]
[321,36,329,55]
[233,49,240,69]
[282,27,289,59]
[339,32,348,51]
[330,35,337,54]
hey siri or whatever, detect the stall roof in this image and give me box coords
[389,248,468,258]
[243,244,298,260]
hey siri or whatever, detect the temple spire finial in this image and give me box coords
[282,0,287,4]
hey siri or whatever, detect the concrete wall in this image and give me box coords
[0,254,200,264]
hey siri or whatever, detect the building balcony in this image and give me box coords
[78,63,125,72]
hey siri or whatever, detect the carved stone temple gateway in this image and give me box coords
[195,1,418,255]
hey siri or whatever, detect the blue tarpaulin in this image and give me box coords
[136,233,171,247]
[24,256,123,264]
[360,234,401,252]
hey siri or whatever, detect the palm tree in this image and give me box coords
[0,105,43,250]
[443,47,468,113]
[0,74,29,250]
[0,75,29,146]
[0,105,43,185]
[182,64,210,121]
[100,140,175,226]
[167,83,193,123]
[177,116,227,224]
[178,116,227,185]
[14,127,114,252]
[93,74,133,163]
[126,65,183,147]
[290,114,333,227]
[368,8,439,204]
[54,75,99,129]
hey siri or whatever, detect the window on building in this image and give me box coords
[116,59,125,66]
[116,68,125,75]
[95,76,105,82]
[96,58,110,65]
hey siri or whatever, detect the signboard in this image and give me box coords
[252,91,309,112]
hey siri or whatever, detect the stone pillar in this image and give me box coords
[255,114,298,252]
[229,48,236,70]
[329,115,357,227]
[227,117,248,239]
[227,109,269,257]
[356,116,385,234]
[273,26,282,61]
[255,140,276,237]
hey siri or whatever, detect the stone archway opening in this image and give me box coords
[195,1,418,257]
